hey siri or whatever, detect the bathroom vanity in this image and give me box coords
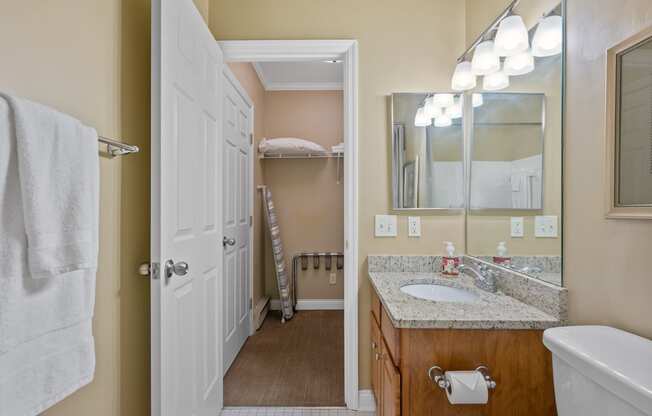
[368,255,566,416]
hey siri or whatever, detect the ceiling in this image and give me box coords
[252,61,343,91]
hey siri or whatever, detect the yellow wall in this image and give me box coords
[0,1,123,415]
[210,0,467,389]
[565,0,652,338]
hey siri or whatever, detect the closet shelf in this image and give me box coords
[259,152,343,160]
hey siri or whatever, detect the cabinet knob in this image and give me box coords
[371,341,377,350]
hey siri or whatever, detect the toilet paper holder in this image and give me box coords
[427,365,497,392]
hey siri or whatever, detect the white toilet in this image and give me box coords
[544,326,652,416]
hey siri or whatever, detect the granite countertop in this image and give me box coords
[369,271,561,330]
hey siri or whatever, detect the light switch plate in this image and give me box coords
[510,217,524,237]
[408,216,421,237]
[535,215,558,238]
[375,214,397,237]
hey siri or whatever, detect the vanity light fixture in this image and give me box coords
[414,106,432,127]
[471,40,501,75]
[531,15,562,57]
[424,95,439,119]
[451,61,476,91]
[504,49,535,75]
[445,98,463,119]
[434,114,452,127]
[472,93,483,107]
[493,15,530,57]
[483,70,510,91]
[433,93,455,108]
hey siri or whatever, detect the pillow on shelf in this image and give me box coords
[258,137,327,156]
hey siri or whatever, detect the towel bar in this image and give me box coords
[99,135,139,157]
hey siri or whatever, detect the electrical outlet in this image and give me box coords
[510,217,524,237]
[329,273,337,285]
[375,214,397,237]
[408,216,421,237]
[535,215,558,238]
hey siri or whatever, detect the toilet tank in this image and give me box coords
[543,326,652,416]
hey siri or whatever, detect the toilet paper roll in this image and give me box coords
[444,370,489,404]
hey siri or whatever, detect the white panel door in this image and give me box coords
[151,0,223,415]
[222,70,252,373]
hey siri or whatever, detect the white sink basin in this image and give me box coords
[400,283,479,303]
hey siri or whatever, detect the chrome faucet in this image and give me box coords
[459,263,497,293]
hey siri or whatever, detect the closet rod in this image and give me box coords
[99,135,140,157]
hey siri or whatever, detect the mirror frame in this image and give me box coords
[605,24,652,219]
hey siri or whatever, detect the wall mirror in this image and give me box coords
[606,26,652,219]
[465,0,563,286]
[391,93,465,209]
[470,92,545,210]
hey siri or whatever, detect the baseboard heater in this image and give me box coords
[270,298,344,311]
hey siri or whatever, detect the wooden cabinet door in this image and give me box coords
[371,312,383,415]
[381,339,401,416]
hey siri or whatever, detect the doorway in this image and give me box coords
[219,40,360,409]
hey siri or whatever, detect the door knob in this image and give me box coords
[223,236,236,247]
[164,259,189,279]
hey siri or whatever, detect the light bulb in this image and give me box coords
[451,61,476,91]
[504,50,535,75]
[434,114,452,127]
[445,98,462,119]
[532,15,562,57]
[483,71,510,91]
[414,106,431,127]
[471,40,500,75]
[472,93,483,107]
[433,93,455,108]
[494,15,530,57]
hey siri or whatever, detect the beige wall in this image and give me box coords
[0,1,124,415]
[565,0,652,338]
[210,0,467,389]
[262,91,344,301]
[227,63,268,314]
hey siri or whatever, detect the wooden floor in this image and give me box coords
[224,310,344,407]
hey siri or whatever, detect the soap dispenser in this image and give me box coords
[493,241,511,266]
[441,241,460,276]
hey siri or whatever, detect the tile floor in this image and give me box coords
[222,408,374,416]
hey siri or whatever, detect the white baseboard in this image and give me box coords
[357,389,376,412]
[270,299,344,311]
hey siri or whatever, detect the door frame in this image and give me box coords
[218,39,360,409]
[222,64,257,341]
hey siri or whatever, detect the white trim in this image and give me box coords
[357,390,377,412]
[265,81,343,91]
[219,40,355,62]
[220,39,359,411]
[270,299,344,310]
[251,62,269,90]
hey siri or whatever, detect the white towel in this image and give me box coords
[1,93,98,278]
[0,94,98,416]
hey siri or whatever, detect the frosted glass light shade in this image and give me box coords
[434,114,452,127]
[424,96,438,119]
[532,15,562,57]
[494,15,530,57]
[451,61,476,91]
[471,41,500,75]
[472,93,483,107]
[483,71,510,91]
[414,106,431,127]
[445,99,462,119]
[504,50,535,75]
[433,93,455,108]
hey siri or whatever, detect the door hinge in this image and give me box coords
[249,298,253,310]
[249,215,253,227]
[250,133,253,145]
